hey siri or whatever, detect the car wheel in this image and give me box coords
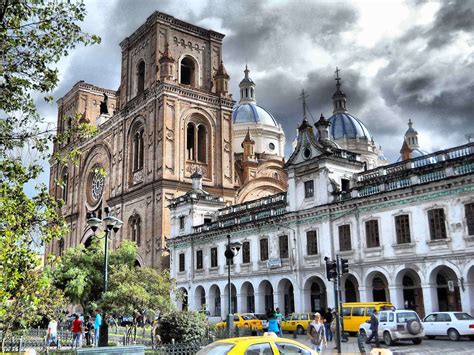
[427,336,435,340]
[468,335,474,341]
[447,328,460,341]
[296,325,304,335]
[384,331,393,346]
[412,338,422,345]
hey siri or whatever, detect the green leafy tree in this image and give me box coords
[158,311,208,344]
[0,1,99,348]
[51,239,137,313]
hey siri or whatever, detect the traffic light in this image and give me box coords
[325,258,337,281]
[340,258,349,274]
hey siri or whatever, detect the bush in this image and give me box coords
[158,310,208,344]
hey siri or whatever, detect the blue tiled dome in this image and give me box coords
[232,103,278,127]
[397,148,437,163]
[327,112,373,141]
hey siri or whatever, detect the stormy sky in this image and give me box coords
[37,0,474,163]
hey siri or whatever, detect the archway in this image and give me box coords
[223,283,237,314]
[396,269,424,317]
[366,271,389,302]
[209,284,221,317]
[303,277,327,313]
[467,265,474,315]
[343,275,359,302]
[194,286,206,311]
[177,287,188,311]
[430,266,461,312]
[257,280,274,313]
[277,279,295,316]
[241,282,255,313]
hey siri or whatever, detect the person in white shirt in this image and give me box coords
[46,319,60,348]
[308,312,327,354]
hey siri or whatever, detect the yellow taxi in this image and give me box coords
[281,312,313,334]
[196,333,317,354]
[216,313,263,331]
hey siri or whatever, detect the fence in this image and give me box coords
[1,324,257,354]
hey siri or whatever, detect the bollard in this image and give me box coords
[293,331,297,339]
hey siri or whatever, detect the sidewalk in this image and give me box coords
[282,334,361,354]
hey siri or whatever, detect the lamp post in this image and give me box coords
[224,234,242,337]
[86,206,123,293]
[86,207,123,348]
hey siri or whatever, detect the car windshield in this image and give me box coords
[454,313,474,320]
[397,312,418,323]
[196,342,235,355]
[242,315,256,320]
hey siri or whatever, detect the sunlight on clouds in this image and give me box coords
[350,1,410,47]
[196,17,233,36]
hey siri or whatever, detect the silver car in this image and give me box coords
[359,309,424,345]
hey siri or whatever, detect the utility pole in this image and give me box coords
[325,257,341,353]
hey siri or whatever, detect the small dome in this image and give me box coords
[232,103,278,127]
[327,112,373,141]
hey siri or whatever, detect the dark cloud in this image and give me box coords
[35,0,473,166]
[426,0,474,49]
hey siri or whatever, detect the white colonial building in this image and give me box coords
[169,95,474,319]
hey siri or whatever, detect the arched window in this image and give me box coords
[61,168,68,203]
[180,57,195,86]
[133,128,144,171]
[130,215,141,246]
[197,125,207,163]
[137,61,145,93]
[186,123,195,160]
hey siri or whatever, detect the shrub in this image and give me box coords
[158,310,208,344]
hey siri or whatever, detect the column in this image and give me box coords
[220,294,227,319]
[254,292,263,314]
[236,290,243,314]
[358,286,369,302]
[460,283,473,315]
[421,284,435,314]
[388,286,400,308]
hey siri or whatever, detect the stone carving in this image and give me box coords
[133,170,143,185]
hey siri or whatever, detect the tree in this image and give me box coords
[0,0,99,346]
[51,239,137,313]
[158,311,208,344]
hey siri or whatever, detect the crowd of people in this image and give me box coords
[45,309,103,349]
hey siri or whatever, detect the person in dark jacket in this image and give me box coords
[365,309,380,347]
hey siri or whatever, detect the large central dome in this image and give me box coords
[327,112,373,140]
[232,103,278,127]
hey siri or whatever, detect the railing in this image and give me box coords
[356,142,474,182]
[419,170,446,183]
[358,185,380,197]
[454,162,474,175]
[387,178,412,190]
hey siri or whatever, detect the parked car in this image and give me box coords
[253,313,269,331]
[422,312,474,341]
[342,302,395,334]
[196,333,317,355]
[359,309,424,345]
[281,312,314,334]
[216,313,263,331]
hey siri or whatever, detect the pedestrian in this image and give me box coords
[308,312,327,354]
[84,315,93,346]
[275,307,283,337]
[46,318,59,349]
[323,307,333,342]
[71,314,83,348]
[93,309,102,347]
[267,310,280,336]
[365,309,380,347]
[330,310,342,349]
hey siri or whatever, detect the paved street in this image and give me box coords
[283,334,474,354]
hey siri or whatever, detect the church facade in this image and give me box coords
[47,12,286,268]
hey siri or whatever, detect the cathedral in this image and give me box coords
[49,11,474,319]
[47,11,286,269]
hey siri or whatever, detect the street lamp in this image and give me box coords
[224,234,242,337]
[86,206,123,293]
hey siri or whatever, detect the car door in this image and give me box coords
[423,314,437,335]
[378,312,388,337]
[436,313,452,336]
